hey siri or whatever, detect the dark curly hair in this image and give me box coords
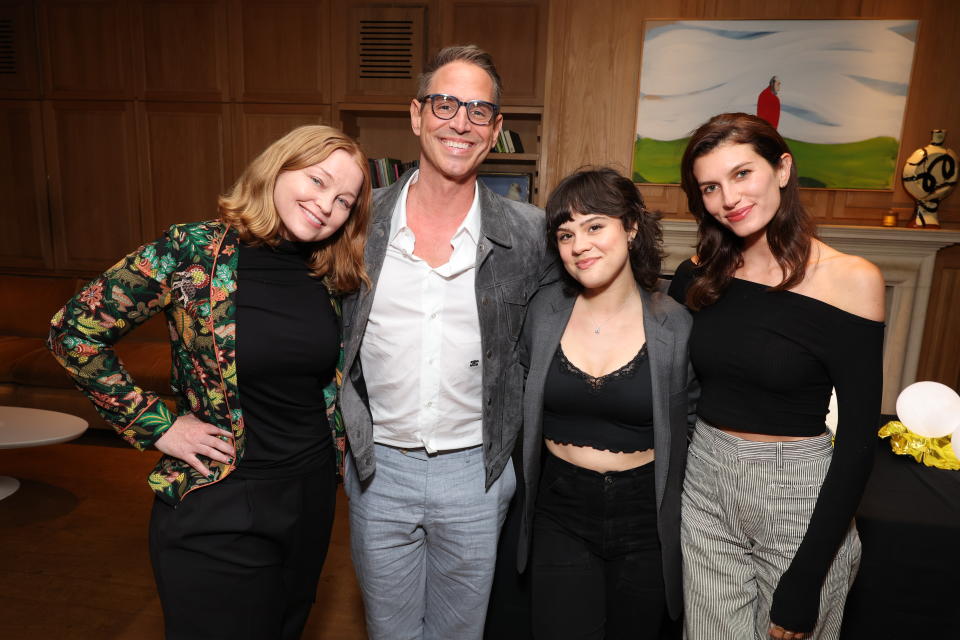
[679,112,816,309]
[545,167,663,292]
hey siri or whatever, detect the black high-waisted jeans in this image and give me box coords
[531,450,671,640]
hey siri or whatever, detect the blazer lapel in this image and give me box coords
[523,287,575,460]
[476,181,512,271]
[642,287,674,512]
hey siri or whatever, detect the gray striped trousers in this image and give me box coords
[681,419,860,639]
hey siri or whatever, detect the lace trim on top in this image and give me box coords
[557,343,648,393]
[542,436,647,454]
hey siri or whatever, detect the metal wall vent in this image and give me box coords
[0,18,14,75]
[358,20,414,79]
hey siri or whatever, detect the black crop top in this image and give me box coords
[668,259,884,632]
[542,344,654,453]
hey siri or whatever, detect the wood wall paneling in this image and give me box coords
[916,244,960,389]
[336,104,421,165]
[443,0,547,105]
[338,4,427,102]
[233,103,331,170]
[0,101,51,269]
[44,100,141,272]
[39,0,133,99]
[136,0,230,101]
[138,102,233,239]
[232,0,331,103]
[897,0,960,227]
[0,1,41,98]
[637,184,685,218]
[541,0,646,193]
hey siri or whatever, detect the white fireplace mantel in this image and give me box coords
[661,220,960,413]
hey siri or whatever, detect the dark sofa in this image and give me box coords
[0,273,175,431]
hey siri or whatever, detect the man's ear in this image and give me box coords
[491,113,503,151]
[410,98,423,137]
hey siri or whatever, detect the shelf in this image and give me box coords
[501,105,543,116]
[485,152,538,162]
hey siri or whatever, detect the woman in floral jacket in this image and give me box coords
[48,125,372,640]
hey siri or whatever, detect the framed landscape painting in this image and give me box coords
[632,19,919,189]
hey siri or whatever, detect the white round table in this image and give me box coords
[0,406,89,500]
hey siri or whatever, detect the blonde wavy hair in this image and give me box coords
[219,125,372,293]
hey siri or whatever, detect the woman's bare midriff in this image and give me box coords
[545,438,654,473]
[718,427,818,442]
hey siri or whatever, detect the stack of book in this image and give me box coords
[368,158,418,188]
[492,129,524,154]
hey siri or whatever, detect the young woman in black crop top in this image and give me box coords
[668,113,884,640]
[515,168,697,639]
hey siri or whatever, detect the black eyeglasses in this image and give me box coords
[418,94,500,126]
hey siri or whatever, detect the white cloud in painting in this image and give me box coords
[636,20,917,144]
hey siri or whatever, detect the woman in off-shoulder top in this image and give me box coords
[667,113,884,640]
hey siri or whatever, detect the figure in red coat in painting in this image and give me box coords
[757,76,781,129]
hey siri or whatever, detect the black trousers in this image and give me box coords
[484,463,532,640]
[149,456,337,640]
[531,452,672,640]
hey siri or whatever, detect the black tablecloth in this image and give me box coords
[840,437,960,638]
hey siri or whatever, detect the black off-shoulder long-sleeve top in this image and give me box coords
[669,258,884,631]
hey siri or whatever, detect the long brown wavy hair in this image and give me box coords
[679,113,816,309]
[219,125,372,293]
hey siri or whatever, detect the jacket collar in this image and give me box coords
[550,280,671,327]
[374,170,513,249]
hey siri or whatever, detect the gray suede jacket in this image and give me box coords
[340,171,550,488]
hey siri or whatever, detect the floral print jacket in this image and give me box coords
[48,220,345,505]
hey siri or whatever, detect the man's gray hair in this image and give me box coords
[417,45,502,105]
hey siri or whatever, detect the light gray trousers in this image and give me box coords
[344,443,516,640]
[681,419,860,640]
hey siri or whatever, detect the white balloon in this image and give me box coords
[896,381,960,438]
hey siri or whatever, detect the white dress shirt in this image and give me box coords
[360,172,484,452]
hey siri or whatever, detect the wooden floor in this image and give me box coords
[0,435,367,639]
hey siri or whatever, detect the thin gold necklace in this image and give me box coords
[583,295,633,336]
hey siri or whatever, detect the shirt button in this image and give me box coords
[481,296,490,305]
[485,350,492,359]
[425,401,433,407]
[431,312,438,319]
[604,476,613,485]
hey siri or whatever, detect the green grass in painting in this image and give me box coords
[632,136,899,189]
[632,138,686,185]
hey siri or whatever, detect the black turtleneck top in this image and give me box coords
[234,240,338,476]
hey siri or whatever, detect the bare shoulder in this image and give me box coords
[808,243,885,321]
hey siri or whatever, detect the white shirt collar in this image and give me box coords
[389,170,482,250]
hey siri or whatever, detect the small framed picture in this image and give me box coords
[478,172,532,203]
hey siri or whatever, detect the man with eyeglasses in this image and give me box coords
[340,45,549,639]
